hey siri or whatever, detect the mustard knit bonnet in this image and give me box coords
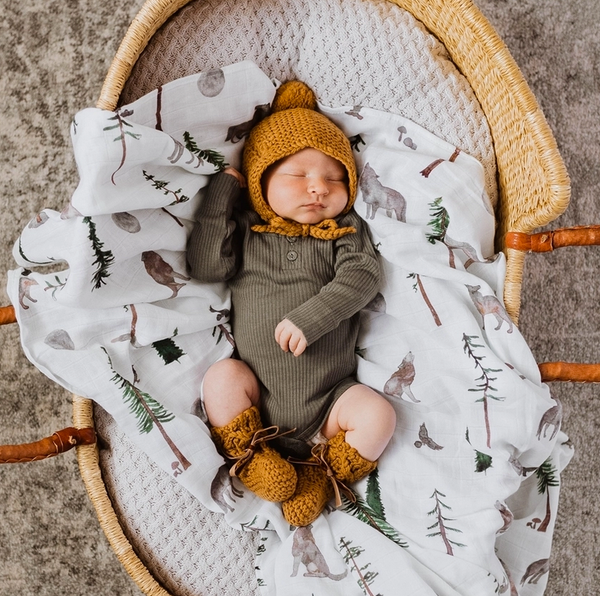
[242,81,357,240]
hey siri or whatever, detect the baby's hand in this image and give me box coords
[223,166,247,188]
[275,319,307,357]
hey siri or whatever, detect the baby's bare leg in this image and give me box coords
[202,359,260,427]
[321,385,396,462]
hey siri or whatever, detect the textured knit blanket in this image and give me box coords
[7,62,571,596]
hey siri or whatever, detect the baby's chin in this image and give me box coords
[292,210,343,225]
[293,215,330,225]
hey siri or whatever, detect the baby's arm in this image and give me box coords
[283,211,381,349]
[187,170,244,282]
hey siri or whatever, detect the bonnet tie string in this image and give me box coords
[251,216,356,240]
[229,425,296,478]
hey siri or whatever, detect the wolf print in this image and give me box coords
[466,285,513,333]
[291,525,348,580]
[359,163,406,221]
[384,352,418,402]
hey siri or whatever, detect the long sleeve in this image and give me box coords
[284,211,381,346]
[187,172,242,283]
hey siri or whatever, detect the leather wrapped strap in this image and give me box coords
[505,228,600,382]
[505,226,600,252]
[539,362,600,383]
[0,427,96,463]
[0,307,97,461]
[0,305,16,325]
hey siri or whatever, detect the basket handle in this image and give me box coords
[0,305,16,325]
[0,304,96,462]
[0,427,96,464]
[505,225,600,252]
[506,226,600,382]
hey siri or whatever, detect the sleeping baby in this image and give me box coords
[187,81,396,527]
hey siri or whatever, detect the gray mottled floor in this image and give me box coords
[0,0,598,594]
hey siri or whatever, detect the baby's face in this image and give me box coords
[262,148,349,225]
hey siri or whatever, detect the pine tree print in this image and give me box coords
[466,428,493,473]
[427,489,466,555]
[463,334,505,448]
[102,347,191,473]
[183,132,228,171]
[426,197,456,268]
[103,109,141,184]
[339,538,382,596]
[152,329,186,364]
[83,216,115,290]
[408,272,441,326]
[534,458,559,532]
[426,198,449,244]
[366,469,385,518]
[142,170,191,205]
[474,450,493,473]
[341,469,408,548]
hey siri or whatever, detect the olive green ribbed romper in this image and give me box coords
[188,173,381,458]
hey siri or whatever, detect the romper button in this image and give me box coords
[286,250,298,261]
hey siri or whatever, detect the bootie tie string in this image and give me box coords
[289,443,357,508]
[229,426,296,478]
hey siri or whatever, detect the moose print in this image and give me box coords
[18,275,39,309]
[210,465,244,513]
[466,285,513,333]
[225,104,270,143]
[521,558,549,586]
[536,399,562,441]
[359,163,407,221]
[291,525,348,581]
[445,236,498,268]
[494,501,514,534]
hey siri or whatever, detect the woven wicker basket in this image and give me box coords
[69,0,568,594]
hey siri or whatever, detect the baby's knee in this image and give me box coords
[337,385,396,434]
[203,358,259,396]
[369,393,397,435]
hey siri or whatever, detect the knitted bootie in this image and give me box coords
[211,406,297,502]
[282,431,377,526]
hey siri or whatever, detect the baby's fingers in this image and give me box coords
[275,320,307,356]
[275,320,291,352]
[290,335,307,357]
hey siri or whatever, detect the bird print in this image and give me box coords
[414,423,443,450]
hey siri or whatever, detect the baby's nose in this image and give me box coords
[309,177,329,194]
